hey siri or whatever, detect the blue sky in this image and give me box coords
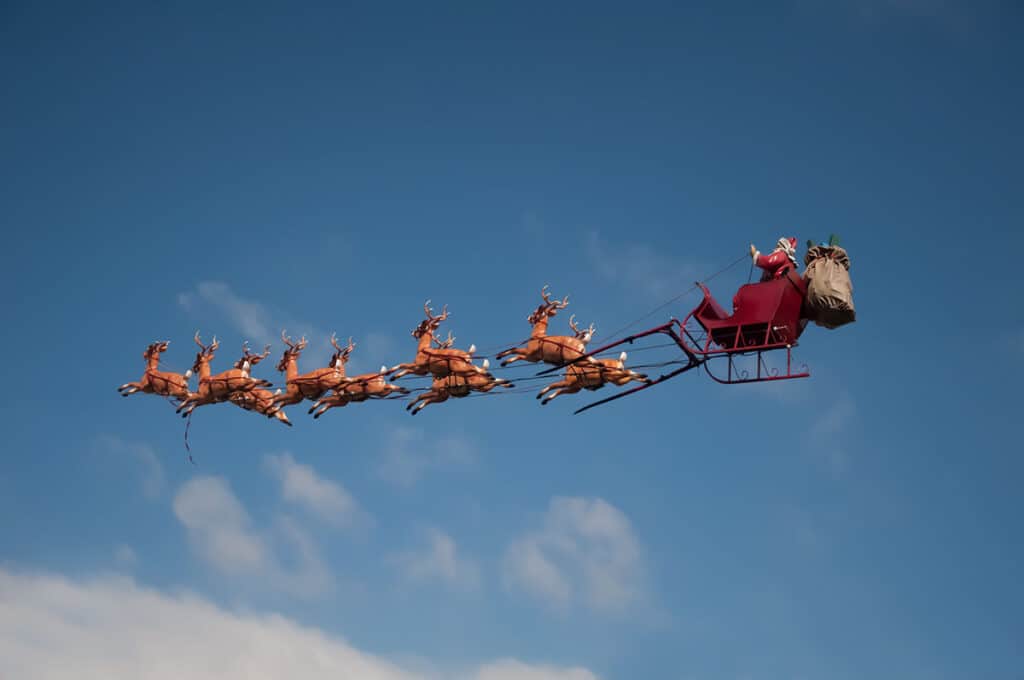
[1,1,1022,678]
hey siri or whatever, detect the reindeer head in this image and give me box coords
[192,332,219,373]
[329,333,355,369]
[276,330,308,372]
[413,300,449,338]
[142,341,171,361]
[529,285,570,323]
[568,315,596,343]
[234,341,271,371]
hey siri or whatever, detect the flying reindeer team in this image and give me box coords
[117,288,651,425]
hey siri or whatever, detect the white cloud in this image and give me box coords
[585,231,703,301]
[172,476,331,598]
[378,429,476,487]
[262,452,367,529]
[0,567,600,680]
[178,281,275,343]
[503,497,645,614]
[474,660,599,680]
[390,527,481,592]
[95,435,164,500]
[177,281,323,350]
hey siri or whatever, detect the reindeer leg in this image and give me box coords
[499,348,528,366]
[119,383,142,396]
[410,395,440,415]
[542,384,580,405]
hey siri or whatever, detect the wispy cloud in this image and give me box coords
[804,393,857,478]
[585,231,703,301]
[377,428,476,487]
[113,545,137,568]
[503,497,645,615]
[95,435,164,500]
[177,281,323,351]
[262,452,369,530]
[172,476,332,598]
[0,566,601,680]
[390,527,481,593]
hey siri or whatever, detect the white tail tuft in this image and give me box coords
[184,369,192,378]
[380,365,387,374]
[619,351,627,362]
[468,344,476,354]
[482,358,490,369]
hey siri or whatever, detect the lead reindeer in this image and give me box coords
[226,343,292,426]
[405,359,514,415]
[496,287,597,368]
[117,341,193,403]
[536,352,650,405]
[176,333,273,417]
[388,302,486,380]
[272,331,352,408]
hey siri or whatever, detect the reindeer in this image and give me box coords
[175,333,272,417]
[388,301,486,380]
[272,331,352,407]
[535,351,650,405]
[496,286,597,368]
[225,343,292,426]
[405,359,514,415]
[308,365,410,419]
[117,341,193,402]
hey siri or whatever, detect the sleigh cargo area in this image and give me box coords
[802,245,856,329]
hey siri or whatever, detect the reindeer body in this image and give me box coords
[406,361,513,415]
[272,332,350,407]
[536,352,649,405]
[389,302,486,380]
[230,388,292,426]
[118,342,192,401]
[222,344,291,425]
[309,368,409,419]
[176,334,270,417]
[496,288,597,367]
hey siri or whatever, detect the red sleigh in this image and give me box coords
[552,269,813,414]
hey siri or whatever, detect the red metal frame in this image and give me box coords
[538,273,812,414]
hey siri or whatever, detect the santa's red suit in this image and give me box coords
[751,237,798,281]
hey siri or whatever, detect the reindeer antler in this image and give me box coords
[330,332,341,352]
[424,300,449,324]
[540,286,569,310]
[568,314,580,335]
[281,329,295,349]
[433,330,455,348]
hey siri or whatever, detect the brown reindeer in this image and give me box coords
[405,359,514,415]
[117,341,193,402]
[271,331,352,407]
[496,287,597,367]
[175,333,272,417]
[536,351,649,405]
[308,365,411,419]
[388,301,486,380]
[225,343,292,426]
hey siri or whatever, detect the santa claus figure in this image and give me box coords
[749,237,798,281]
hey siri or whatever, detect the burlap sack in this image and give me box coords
[803,245,855,329]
